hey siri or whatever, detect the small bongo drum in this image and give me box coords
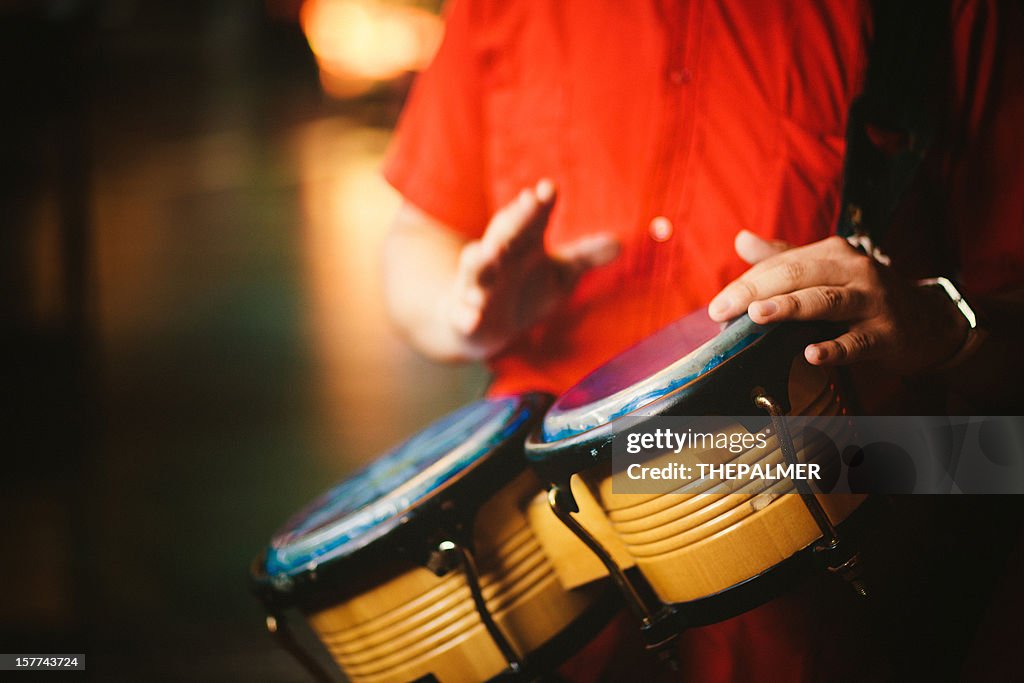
[251,394,617,683]
[525,309,867,646]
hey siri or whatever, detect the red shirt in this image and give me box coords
[383,2,1024,679]
[384,0,1024,399]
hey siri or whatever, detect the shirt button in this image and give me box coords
[669,68,693,85]
[649,216,673,242]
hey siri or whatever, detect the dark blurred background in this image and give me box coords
[0,0,486,679]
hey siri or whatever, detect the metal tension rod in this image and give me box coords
[434,540,524,675]
[753,390,867,597]
[265,612,336,683]
[752,391,840,549]
[547,485,655,626]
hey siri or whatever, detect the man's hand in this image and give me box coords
[443,179,619,359]
[707,231,969,374]
[383,179,618,363]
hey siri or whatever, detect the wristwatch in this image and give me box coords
[916,276,986,370]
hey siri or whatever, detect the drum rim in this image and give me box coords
[266,397,525,574]
[252,392,552,608]
[524,319,833,484]
[541,310,771,442]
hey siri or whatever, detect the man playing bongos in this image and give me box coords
[381,1,1024,679]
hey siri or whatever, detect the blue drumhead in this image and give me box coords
[265,397,528,578]
[542,309,772,442]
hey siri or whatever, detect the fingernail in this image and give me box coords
[751,300,778,318]
[708,296,732,318]
[536,179,556,203]
[806,345,824,363]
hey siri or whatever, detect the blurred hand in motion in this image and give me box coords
[707,230,968,374]
[444,179,619,359]
[384,179,619,362]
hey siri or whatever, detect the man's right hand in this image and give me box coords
[443,179,619,359]
[384,179,619,363]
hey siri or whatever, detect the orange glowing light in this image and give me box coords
[300,0,442,98]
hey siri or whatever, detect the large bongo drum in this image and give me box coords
[525,309,868,646]
[251,394,616,683]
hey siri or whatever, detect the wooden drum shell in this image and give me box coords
[582,360,866,605]
[305,471,597,683]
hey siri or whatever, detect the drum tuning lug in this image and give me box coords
[263,611,337,682]
[548,484,657,625]
[641,607,682,651]
[814,536,841,554]
[548,482,579,513]
[445,540,526,675]
[426,539,462,576]
[754,390,843,551]
[755,389,868,597]
[828,552,869,598]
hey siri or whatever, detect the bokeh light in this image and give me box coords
[300,0,442,98]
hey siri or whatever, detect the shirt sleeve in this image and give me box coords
[382,0,489,239]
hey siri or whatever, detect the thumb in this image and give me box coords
[554,233,620,281]
[735,229,791,265]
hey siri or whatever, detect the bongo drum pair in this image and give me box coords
[250,394,619,683]
[252,309,869,680]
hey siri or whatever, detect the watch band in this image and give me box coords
[916,276,987,371]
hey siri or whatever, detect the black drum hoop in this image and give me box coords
[252,392,552,613]
[525,319,836,487]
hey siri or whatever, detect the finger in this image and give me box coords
[456,240,492,288]
[729,235,864,287]
[483,179,556,257]
[735,229,791,265]
[443,277,485,336]
[805,329,881,366]
[460,282,486,309]
[449,300,482,336]
[506,178,557,254]
[553,233,621,282]
[709,257,847,321]
[535,177,556,203]
[747,286,869,324]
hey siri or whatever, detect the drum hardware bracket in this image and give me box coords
[430,539,525,676]
[547,485,685,659]
[547,485,655,624]
[827,550,868,597]
[263,611,337,683]
[752,389,868,598]
[422,499,472,577]
[425,539,463,575]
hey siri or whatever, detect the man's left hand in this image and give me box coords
[707,231,968,374]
